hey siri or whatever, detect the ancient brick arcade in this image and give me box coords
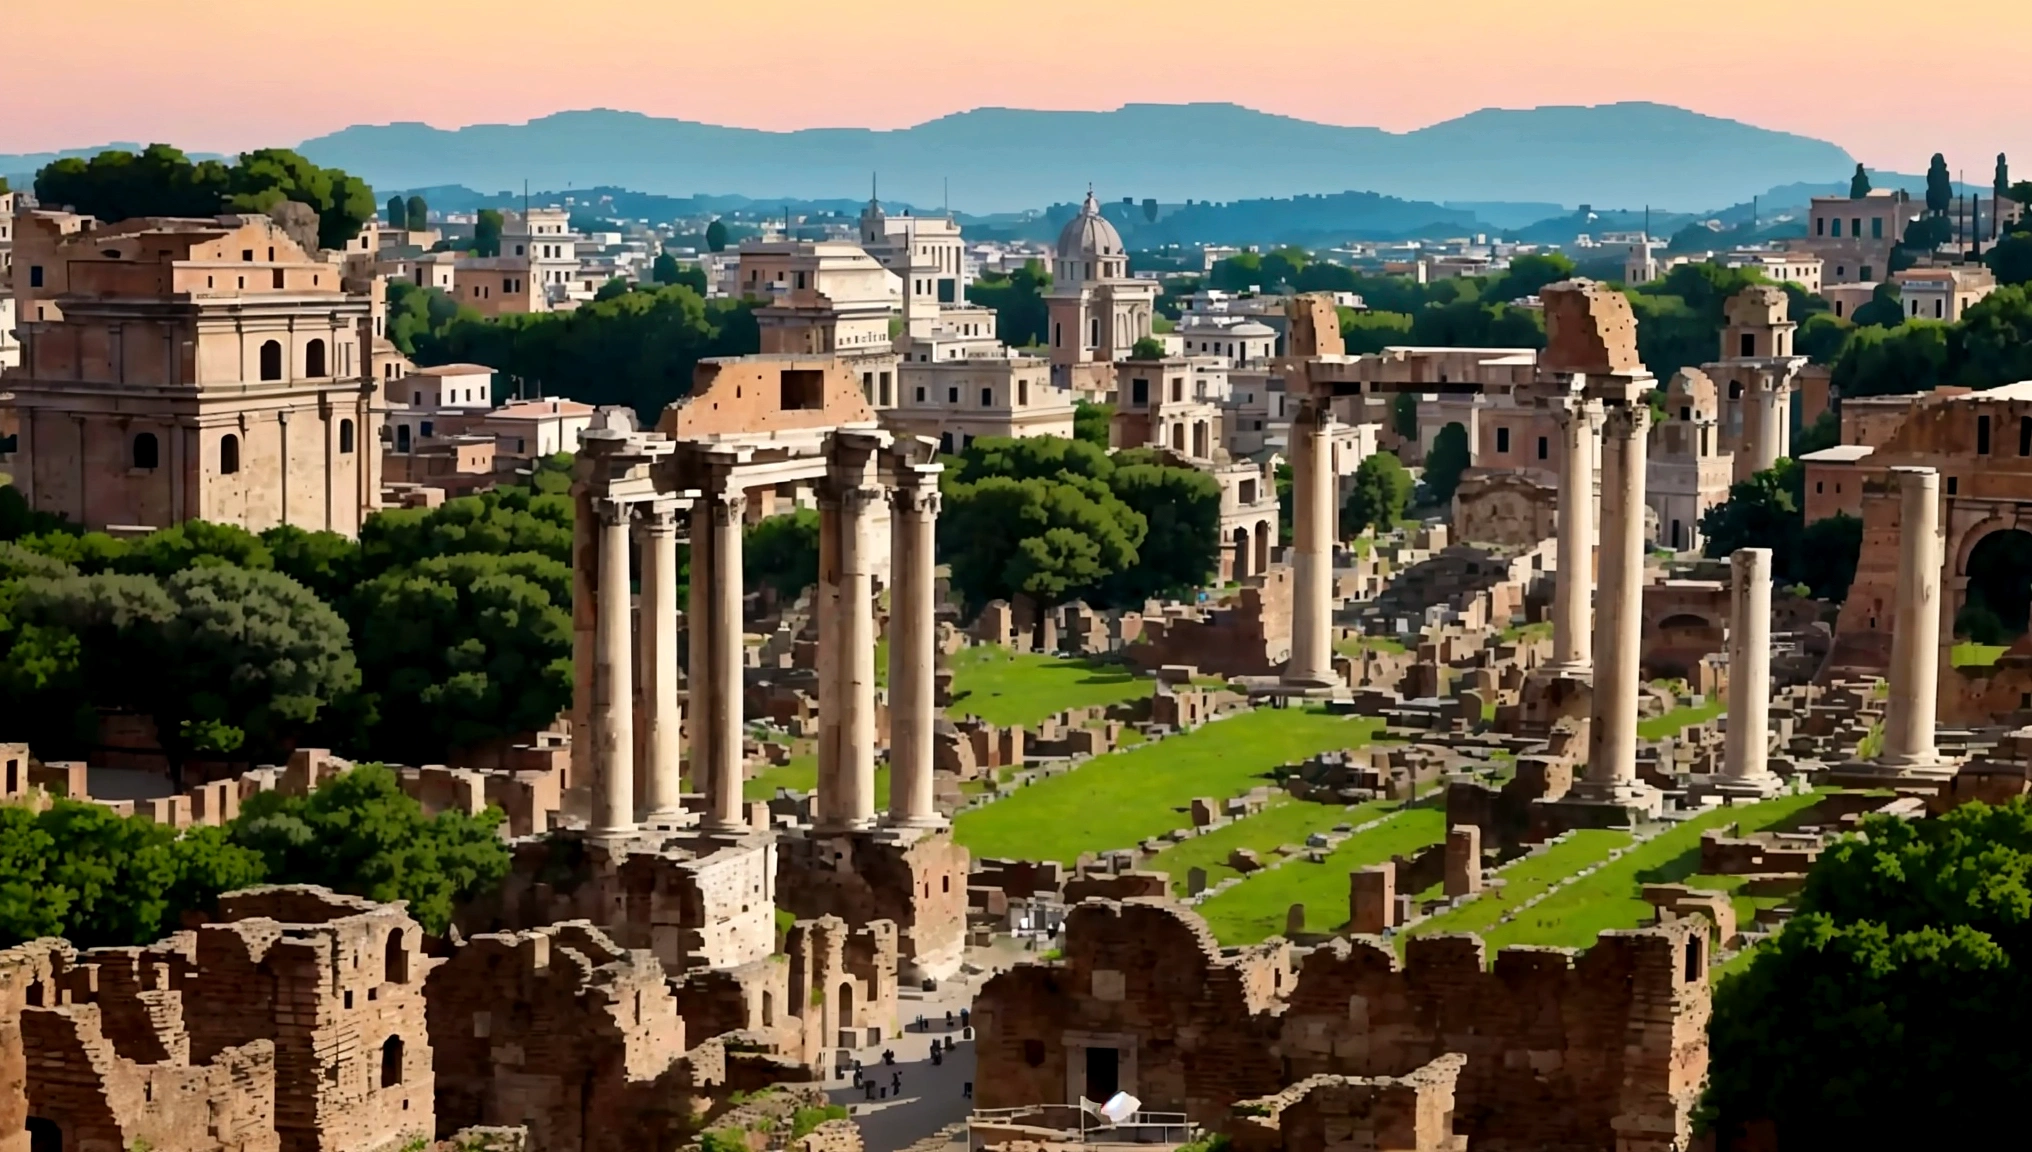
[972,900,1709,1152]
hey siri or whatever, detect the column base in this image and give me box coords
[1825,754,1959,789]
[1532,780,1664,835]
[1684,773,1788,802]
[641,807,700,831]
[1280,669,1341,690]
[588,822,643,845]
[814,817,880,835]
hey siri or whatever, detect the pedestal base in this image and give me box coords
[1824,754,1959,791]
[1532,779,1664,835]
[1683,773,1788,802]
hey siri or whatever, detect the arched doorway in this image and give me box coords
[1959,528,2032,643]
[836,981,855,1029]
[27,1117,60,1152]
[1232,526,1252,579]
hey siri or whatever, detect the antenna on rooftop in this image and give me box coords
[944,177,950,221]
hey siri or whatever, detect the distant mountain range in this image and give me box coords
[262,102,1852,215]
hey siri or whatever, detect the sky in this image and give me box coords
[12,0,2031,178]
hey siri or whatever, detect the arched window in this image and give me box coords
[219,433,240,475]
[384,930,407,984]
[259,340,283,381]
[339,419,355,454]
[305,338,327,378]
[380,1036,404,1088]
[132,432,159,470]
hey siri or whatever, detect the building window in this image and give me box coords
[396,425,411,452]
[1536,436,1548,460]
[241,249,254,262]
[380,1037,404,1088]
[420,421,435,439]
[1947,477,1958,495]
[1860,265,1872,281]
[980,387,993,407]
[1872,217,1883,239]
[1852,218,1862,238]
[1740,333,1755,357]
[220,434,240,475]
[947,387,959,404]
[1978,415,1992,454]
[1496,427,1510,453]
[305,338,327,378]
[339,419,355,454]
[1018,380,1029,406]
[915,387,926,403]
[1829,219,1841,237]
[385,931,408,983]
[1815,218,1825,236]
[1935,300,1945,319]
[29,265,43,288]
[132,432,159,470]
[259,340,283,381]
[2020,416,2031,456]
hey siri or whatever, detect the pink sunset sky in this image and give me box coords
[15,0,2031,175]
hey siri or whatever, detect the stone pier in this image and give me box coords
[1742,371,1792,477]
[696,488,748,829]
[817,445,882,832]
[591,499,637,838]
[1283,399,1338,689]
[1549,396,1600,673]
[1881,466,1950,776]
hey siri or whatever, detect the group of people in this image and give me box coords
[846,1007,974,1101]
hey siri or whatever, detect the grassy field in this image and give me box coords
[1335,635,1408,657]
[942,646,1154,727]
[1403,829,1633,940]
[1196,806,1448,943]
[1952,641,2010,668]
[1637,697,1727,741]
[1146,795,1402,896]
[742,753,894,803]
[952,708,1385,864]
[1479,789,1824,952]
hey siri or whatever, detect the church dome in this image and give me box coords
[1056,189,1124,260]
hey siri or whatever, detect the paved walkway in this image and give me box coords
[828,940,1037,1152]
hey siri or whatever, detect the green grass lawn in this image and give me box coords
[1479,789,1824,952]
[1637,697,1727,741]
[1499,621,1554,644]
[952,709,1385,864]
[943,645,1154,727]
[1404,829,1633,941]
[1335,635,1408,657]
[742,753,891,804]
[1196,806,1448,943]
[1952,641,2010,668]
[1146,795,1402,896]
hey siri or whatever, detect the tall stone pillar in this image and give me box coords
[1550,397,1602,671]
[1582,403,1655,797]
[638,500,686,824]
[1284,399,1337,688]
[1744,373,1787,477]
[569,487,596,803]
[695,488,748,829]
[591,499,636,837]
[888,465,943,826]
[1723,546,1778,788]
[1882,466,1944,769]
[818,470,881,831]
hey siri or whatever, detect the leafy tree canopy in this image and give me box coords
[36,145,376,250]
[1423,422,1471,504]
[1343,451,1412,537]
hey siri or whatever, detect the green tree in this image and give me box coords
[1483,253,1576,303]
[939,438,1147,616]
[1794,312,1853,364]
[965,261,1051,347]
[34,144,230,221]
[1987,233,2032,286]
[1339,309,1413,355]
[652,252,682,284]
[705,218,729,253]
[348,553,570,761]
[1391,393,1419,441]
[1129,336,1166,360]
[227,763,509,934]
[1796,513,1863,602]
[1102,453,1222,602]
[223,147,377,251]
[1926,153,1954,216]
[405,194,428,231]
[1073,401,1114,447]
[113,520,273,578]
[594,277,631,302]
[1423,422,1470,504]
[1142,197,1159,223]
[358,485,573,574]
[387,194,405,228]
[474,209,504,258]
[1342,451,1411,537]
[1848,282,1908,329]
[261,525,362,606]
[1705,797,2032,1146]
[1849,163,1872,199]
[745,510,821,600]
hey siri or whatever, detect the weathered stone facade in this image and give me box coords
[974,900,1707,1151]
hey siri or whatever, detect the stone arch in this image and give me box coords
[384,928,408,984]
[132,431,159,469]
[380,1036,404,1088]
[1232,526,1252,579]
[219,433,240,475]
[259,339,283,381]
[1960,526,2032,640]
[305,337,328,378]
[339,418,356,454]
[836,980,855,1028]
[27,1117,60,1152]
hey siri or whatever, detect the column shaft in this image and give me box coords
[1584,405,1650,786]
[591,500,636,835]
[1883,467,1942,765]
[1551,398,1599,670]
[837,486,879,828]
[889,475,942,825]
[701,491,748,828]
[1284,402,1336,686]
[569,489,596,798]
[1724,547,1774,781]
[639,505,684,820]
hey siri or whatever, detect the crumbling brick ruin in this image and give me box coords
[973,899,1708,1152]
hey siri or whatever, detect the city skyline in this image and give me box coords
[15,0,2032,176]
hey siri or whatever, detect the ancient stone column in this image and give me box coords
[1883,466,1943,768]
[695,489,748,829]
[1583,403,1652,788]
[819,474,881,831]
[569,487,596,801]
[888,467,943,826]
[1745,373,1786,476]
[1724,547,1777,784]
[1550,397,1601,671]
[591,498,636,837]
[1284,399,1337,687]
[638,500,685,823]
